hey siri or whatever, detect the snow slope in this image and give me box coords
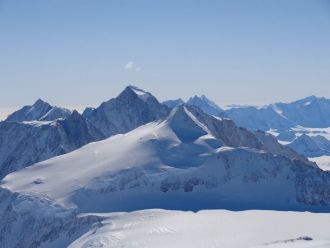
[69,209,330,248]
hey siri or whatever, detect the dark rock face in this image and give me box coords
[83,86,170,137]
[0,111,104,179]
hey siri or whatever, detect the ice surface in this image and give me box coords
[68,209,330,248]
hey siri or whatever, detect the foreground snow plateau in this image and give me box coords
[68,209,330,248]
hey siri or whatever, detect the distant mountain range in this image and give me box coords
[0,86,169,179]
[164,94,330,131]
[225,95,330,131]
[1,87,330,181]
[1,86,330,247]
[163,95,224,116]
[164,94,330,157]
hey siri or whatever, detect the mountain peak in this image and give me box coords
[200,94,209,100]
[84,85,169,137]
[187,95,224,116]
[162,98,185,108]
[289,95,327,107]
[118,85,155,102]
[5,99,71,122]
[68,109,81,119]
[33,98,50,107]
[304,95,323,101]
[166,105,208,143]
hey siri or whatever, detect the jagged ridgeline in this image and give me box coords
[0,86,169,179]
[1,86,330,247]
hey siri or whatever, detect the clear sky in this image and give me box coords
[0,0,330,116]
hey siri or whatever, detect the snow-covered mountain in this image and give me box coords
[225,96,330,131]
[224,96,330,159]
[225,105,292,131]
[187,95,225,116]
[83,85,170,137]
[163,95,225,116]
[0,110,104,179]
[0,86,172,179]
[162,98,184,109]
[6,99,72,122]
[276,96,330,128]
[1,104,329,247]
[162,94,330,159]
[288,134,330,157]
[163,95,330,133]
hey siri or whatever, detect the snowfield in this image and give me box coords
[68,209,330,248]
[310,156,330,171]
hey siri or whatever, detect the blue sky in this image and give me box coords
[0,0,330,115]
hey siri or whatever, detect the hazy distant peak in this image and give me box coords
[162,98,185,108]
[33,98,50,107]
[187,94,224,116]
[114,85,157,103]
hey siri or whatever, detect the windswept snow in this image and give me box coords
[68,209,330,248]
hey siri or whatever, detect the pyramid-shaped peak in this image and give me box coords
[166,105,209,143]
[187,95,223,116]
[127,85,148,92]
[62,109,86,123]
[117,85,156,102]
[70,109,81,117]
[188,95,218,105]
[33,98,51,108]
